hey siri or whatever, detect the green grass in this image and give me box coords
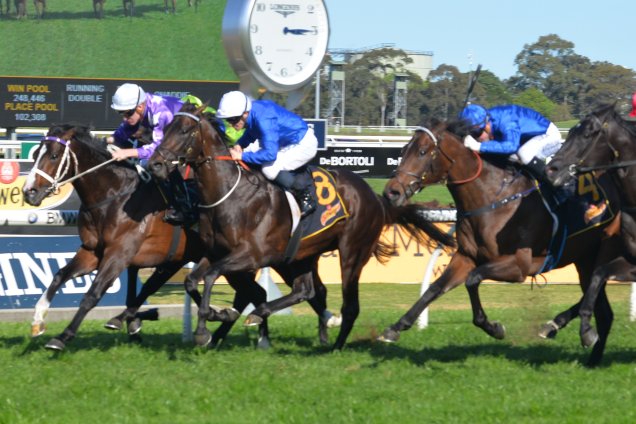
[366,178,454,205]
[1,284,635,423]
[0,0,235,81]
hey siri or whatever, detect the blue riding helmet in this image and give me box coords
[460,104,489,129]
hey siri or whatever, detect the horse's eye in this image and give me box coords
[50,153,59,160]
[419,149,427,156]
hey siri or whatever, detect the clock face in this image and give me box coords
[247,1,329,90]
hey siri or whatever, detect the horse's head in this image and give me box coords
[22,124,88,206]
[384,120,473,207]
[546,104,625,187]
[148,105,228,181]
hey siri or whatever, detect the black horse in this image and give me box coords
[381,119,624,366]
[547,104,636,349]
[147,108,455,350]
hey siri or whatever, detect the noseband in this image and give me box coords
[394,127,482,196]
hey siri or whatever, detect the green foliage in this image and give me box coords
[514,87,557,118]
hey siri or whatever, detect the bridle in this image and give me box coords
[28,136,79,194]
[157,111,246,208]
[571,115,635,175]
[394,126,483,196]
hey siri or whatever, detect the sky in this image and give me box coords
[323,0,636,80]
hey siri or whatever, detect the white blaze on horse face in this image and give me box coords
[23,144,49,191]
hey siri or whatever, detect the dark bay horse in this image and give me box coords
[22,123,272,351]
[381,120,623,366]
[148,109,455,350]
[546,104,636,349]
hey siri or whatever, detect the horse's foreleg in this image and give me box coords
[32,248,98,337]
[579,256,631,355]
[379,253,474,344]
[193,264,222,347]
[45,253,126,351]
[212,272,270,349]
[587,288,614,367]
[539,300,582,339]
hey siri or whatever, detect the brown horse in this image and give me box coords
[147,108,455,350]
[21,124,271,351]
[380,119,623,366]
[546,104,636,349]
[33,0,44,18]
[93,0,105,18]
[122,0,133,16]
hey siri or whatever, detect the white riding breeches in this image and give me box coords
[261,127,318,180]
[517,123,563,164]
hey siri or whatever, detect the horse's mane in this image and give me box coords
[49,122,112,162]
[423,116,515,170]
[180,102,234,149]
[590,103,636,139]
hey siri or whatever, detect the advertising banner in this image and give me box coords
[0,236,139,309]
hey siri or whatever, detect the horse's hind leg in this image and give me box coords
[587,288,613,367]
[244,259,316,327]
[32,248,98,337]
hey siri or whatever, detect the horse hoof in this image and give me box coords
[193,329,212,347]
[581,328,599,348]
[45,338,65,351]
[244,314,263,327]
[104,317,123,331]
[128,333,143,344]
[217,308,240,323]
[31,322,46,337]
[326,314,342,329]
[257,336,272,350]
[377,327,400,343]
[492,321,506,339]
[127,318,142,335]
[538,320,559,339]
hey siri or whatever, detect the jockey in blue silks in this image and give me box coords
[217,91,318,217]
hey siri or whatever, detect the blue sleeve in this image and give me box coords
[478,121,521,155]
[241,116,280,164]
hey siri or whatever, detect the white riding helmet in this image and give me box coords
[111,83,147,111]
[216,91,252,119]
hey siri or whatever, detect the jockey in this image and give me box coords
[216,91,318,217]
[629,92,636,118]
[461,103,570,208]
[107,83,196,226]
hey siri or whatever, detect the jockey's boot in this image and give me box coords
[292,167,316,218]
[274,169,316,218]
[524,158,573,209]
[163,171,199,227]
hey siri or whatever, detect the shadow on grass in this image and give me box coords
[8,318,635,369]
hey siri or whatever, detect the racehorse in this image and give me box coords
[22,124,268,351]
[380,119,623,366]
[147,107,455,350]
[33,0,44,18]
[22,123,339,350]
[164,0,175,13]
[15,0,25,18]
[123,0,134,16]
[546,104,636,349]
[93,0,105,18]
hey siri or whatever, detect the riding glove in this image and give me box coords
[463,135,481,152]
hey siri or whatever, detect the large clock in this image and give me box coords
[222,0,330,93]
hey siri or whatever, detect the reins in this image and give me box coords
[172,111,248,208]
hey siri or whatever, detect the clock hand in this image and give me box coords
[283,27,312,35]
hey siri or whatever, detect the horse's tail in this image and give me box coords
[377,195,456,263]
